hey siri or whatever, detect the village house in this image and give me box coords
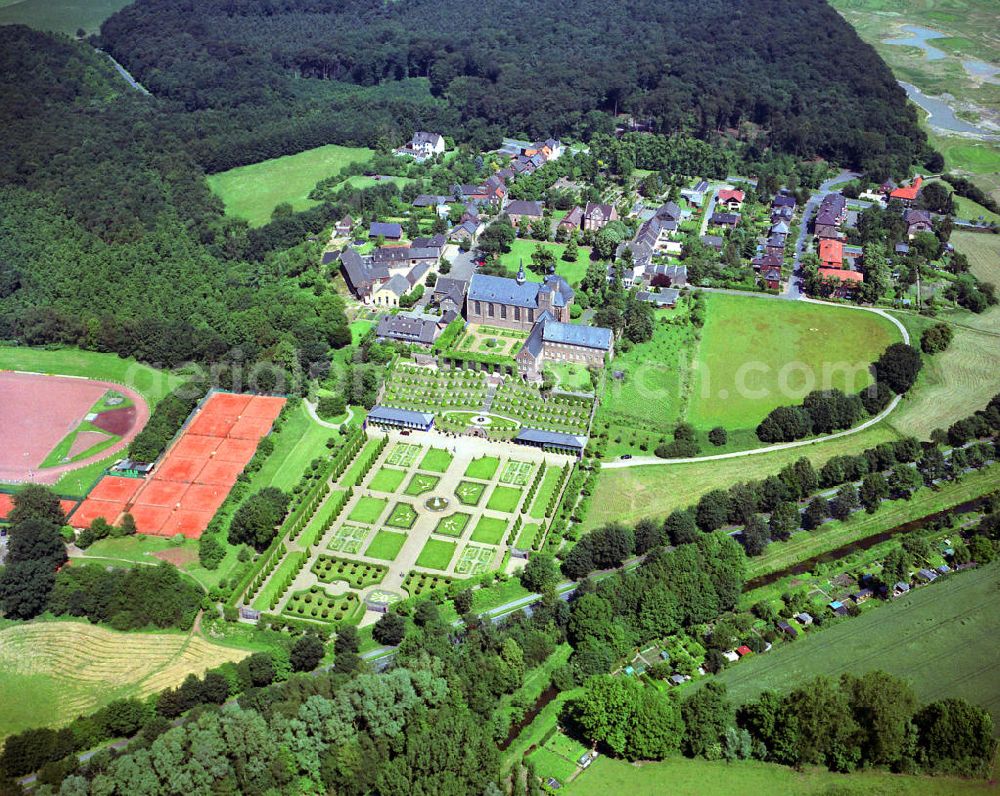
[372,244,440,271]
[395,131,446,161]
[717,188,745,210]
[450,219,481,244]
[889,175,923,206]
[582,202,618,231]
[559,206,584,231]
[431,276,468,315]
[636,289,679,308]
[818,267,863,297]
[334,214,353,236]
[681,179,709,206]
[903,208,933,238]
[701,234,724,251]
[761,267,781,290]
[369,221,402,240]
[339,248,389,301]
[710,211,739,228]
[371,274,411,308]
[819,238,844,269]
[505,199,544,227]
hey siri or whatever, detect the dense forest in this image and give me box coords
[98,0,927,175]
[0,27,350,379]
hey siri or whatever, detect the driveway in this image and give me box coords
[448,248,478,282]
[786,170,858,299]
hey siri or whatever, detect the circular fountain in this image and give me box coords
[424,495,450,512]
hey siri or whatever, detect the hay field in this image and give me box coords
[0,622,249,738]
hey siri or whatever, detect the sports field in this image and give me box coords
[687,294,900,430]
[0,0,131,34]
[567,754,993,795]
[0,621,250,738]
[0,373,148,485]
[715,563,1000,732]
[206,144,375,226]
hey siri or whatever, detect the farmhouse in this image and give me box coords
[395,131,446,161]
[339,248,390,301]
[371,274,412,307]
[372,245,440,270]
[582,202,618,231]
[889,175,923,206]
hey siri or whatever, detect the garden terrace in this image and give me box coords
[381,362,488,414]
[282,586,361,625]
[492,381,592,435]
[311,555,387,589]
[448,324,529,359]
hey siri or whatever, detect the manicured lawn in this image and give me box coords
[418,447,453,473]
[247,401,333,493]
[687,294,900,431]
[364,531,407,561]
[206,144,374,226]
[404,473,440,496]
[385,502,418,529]
[515,523,542,549]
[486,485,523,513]
[470,516,508,545]
[714,562,1000,732]
[434,512,471,537]
[465,456,500,479]
[528,468,562,520]
[350,319,375,344]
[348,496,388,525]
[455,480,487,505]
[567,754,991,795]
[416,538,457,570]
[369,467,406,494]
[549,362,593,391]
[339,438,384,488]
[498,239,593,287]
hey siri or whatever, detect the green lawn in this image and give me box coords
[418,447,453,473]
[433,512,471,537]
[498,239,593,287]
[404,473,439,496]
[687,294,900,431]
[416,538,456,570]
[71,535,235,591]
[348,496,387,525]
[364,531,407,561]
[385,502,418,529]
[470,516,508,545]
[246,402,333,493]
[0,0,132,34]
[206,144,374,226]
[350,319,375,344]
[465,456,500,480]
[549,362,594,391]
[528,468,562,520]
[714,562,1000,733]
[369,467,406,494]
[455,480,487,506]
[486,485,523,513]
[568,754,993,795]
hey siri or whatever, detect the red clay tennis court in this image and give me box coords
[0,494,77,521]
[70,391,285,538]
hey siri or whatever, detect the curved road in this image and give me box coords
[305,400,355,429]
[603,298,909,470]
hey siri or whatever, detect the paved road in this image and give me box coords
[786,170,859,299]
[699,186,721,237]
[603,296,909,469]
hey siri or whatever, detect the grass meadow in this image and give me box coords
[0,620,249,738]
[568,754,994,795]
[497,239,593,287]
[0,0,131,34]
[714,562,1000,731]
[206,144,374,226]
[687,294,899,431]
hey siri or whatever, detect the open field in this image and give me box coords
[0,621,250,738]
[244,401,331,493]
[567,754,994,795]
[0,0,131,34]
[206,144,374,226]
[687,294,899,431]
[497,239,593,287]
[714,562,1000,731]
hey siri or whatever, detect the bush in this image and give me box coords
[920,323,953,355]
[707,427,727,446]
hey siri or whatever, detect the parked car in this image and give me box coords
[620,454,632,460]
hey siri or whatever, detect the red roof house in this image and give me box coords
[736,645,752,657]
[819,239,844,269]
[890,176,923,205]
[718,189,745,209]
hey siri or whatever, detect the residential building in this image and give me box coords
[819,239,844,269]
[375,313,440,347]
[559,206,584,231]
[903,208,933,238]
[710,212,739,228]
[890,176,923,206]
[334,215,353,236]
[369,221,402,240]
[371,274,411,307]
[717,188,745,210]
[395,131,445,161]
[582,202,618,231]
[372,245,440,271]
[516,316,613,378]
[339,248,390,301]
[505,200,544,227]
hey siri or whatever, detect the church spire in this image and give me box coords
[515,259,526,285]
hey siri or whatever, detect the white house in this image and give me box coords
[396,132,446,161]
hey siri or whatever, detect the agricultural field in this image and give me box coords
[0,621,250,738]
[715,562,1000,731]
[567,754,994,796]
[0,0,131,34]
[206,144,375,226]
[687,294,900,432]
[497,238,594,287]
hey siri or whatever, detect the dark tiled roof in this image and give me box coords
[373,246,439,264]
[468,273,573,309]
[376,314,437,344]
[657,201,682,221]
[711,212,739,225]
[515,427,586,450]
[369,222,402,238]
[636,289,679,306]
[506,200,544,217]
[542,320,612,350]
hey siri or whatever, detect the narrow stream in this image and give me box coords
[499,685,558,750]
[744,497,985,592]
